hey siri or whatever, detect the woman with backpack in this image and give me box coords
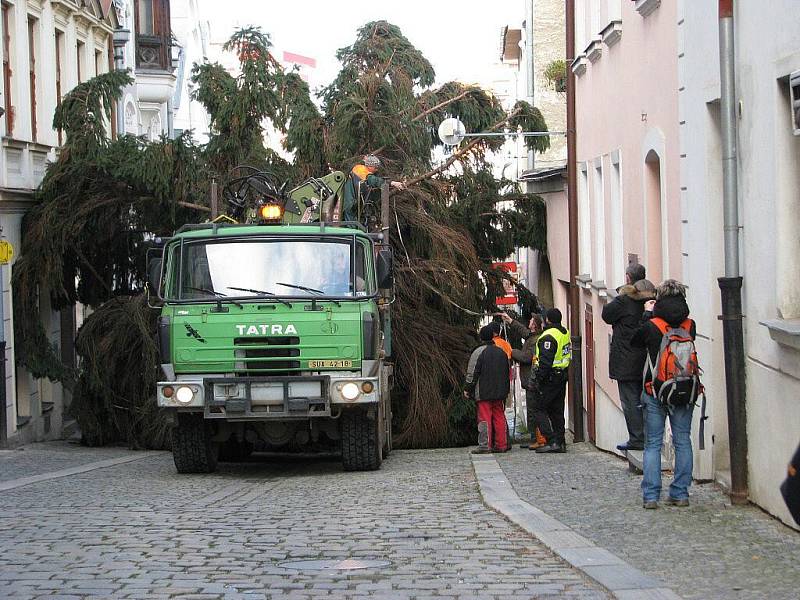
[632,279,698,509]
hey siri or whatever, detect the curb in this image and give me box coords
[0,451,160,492]
[471,454,682,600]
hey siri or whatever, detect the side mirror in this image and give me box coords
[147,254,163,298]
[376,247,393,289]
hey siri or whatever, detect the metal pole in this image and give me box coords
[566,0,584,442]
[718,0,748,505]
[525,0,536,174]
[0,263,5,446]
[210,179,219,220]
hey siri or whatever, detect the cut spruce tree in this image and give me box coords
[13,22,550,449]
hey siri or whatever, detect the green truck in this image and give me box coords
[149,171,394,473]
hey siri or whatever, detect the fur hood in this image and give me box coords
[616,284,655,302]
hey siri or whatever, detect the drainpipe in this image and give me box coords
[565,0,584,442]
[718,0,748,504]
[525,0,535,175]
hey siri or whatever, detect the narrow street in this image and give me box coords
[0,443,608,599]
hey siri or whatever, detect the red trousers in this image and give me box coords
[476,399,508,450]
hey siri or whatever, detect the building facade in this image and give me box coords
[571,0,800,528]
[114,0,175,139]
[679,0,800,527]
[170,0,209,142]
[571,0,682,452]
[0,0,118,446]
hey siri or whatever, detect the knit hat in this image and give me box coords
[545,308,562,324]
[363,154,381,168]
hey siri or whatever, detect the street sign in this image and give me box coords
[493,261,518,306]
[0,240,13,265]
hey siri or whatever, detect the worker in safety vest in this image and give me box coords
[342,155,404,222]
[526,308,572,453]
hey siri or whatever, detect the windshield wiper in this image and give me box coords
[185,286,243,309]
[227,286,292,308]
[276,282,341,307]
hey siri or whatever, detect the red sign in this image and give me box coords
[493,261,518,306]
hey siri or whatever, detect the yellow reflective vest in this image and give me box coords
[536,326,572,369]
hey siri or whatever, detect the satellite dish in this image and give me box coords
[438,117,466,146]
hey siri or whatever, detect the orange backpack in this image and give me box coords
[644,318,703,407]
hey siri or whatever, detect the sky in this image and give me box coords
[197,0,524,92]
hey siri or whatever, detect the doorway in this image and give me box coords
[584,303,596,442]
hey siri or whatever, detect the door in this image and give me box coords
[584,304,596,442]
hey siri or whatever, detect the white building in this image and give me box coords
[0,0,119,446]
[170,0,210,142]
[113,0,176,139]
[679,0,800,528]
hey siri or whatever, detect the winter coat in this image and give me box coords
[507,319,539,384]
[465,341,510,402]
[601,284,655,381]
[631,295,696,384]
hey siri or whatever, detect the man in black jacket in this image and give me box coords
[465,324,511,453]
[601,264,655,452]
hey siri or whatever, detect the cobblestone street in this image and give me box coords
[0,442,608,600]
[496,442,800,600]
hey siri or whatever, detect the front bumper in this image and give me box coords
[157,374,379,419]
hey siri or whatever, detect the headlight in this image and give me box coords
[176,386,195,404]
[341,382,361,401]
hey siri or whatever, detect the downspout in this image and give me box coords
[566,0,584,442]
[525,0,535,175]
[718,0,749,504]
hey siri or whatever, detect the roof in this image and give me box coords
[519,165,567,182]
[501,27,522,63]
[172,223,372,240]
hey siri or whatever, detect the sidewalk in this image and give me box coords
[494,442,800,600]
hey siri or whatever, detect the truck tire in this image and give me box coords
[341,407,382,471]
[172,414,219,473]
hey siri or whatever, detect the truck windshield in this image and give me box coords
[170,238,369,300]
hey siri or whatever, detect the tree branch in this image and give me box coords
[400,108,522,188]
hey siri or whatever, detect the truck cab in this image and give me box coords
[152,222,393,472]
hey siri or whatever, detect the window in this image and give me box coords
[2,2,13,135]
[137,0,154,35]
[134,0,171,70]
[76,40,84,83]
[27,16,36,141]
[55,29,64,144]
[609,151,625,287]
[578,163,592,275]
[592,160,607,282]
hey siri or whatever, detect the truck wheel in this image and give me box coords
[218,438,253,462]
[172,414,219,473]
[341,407,382,471]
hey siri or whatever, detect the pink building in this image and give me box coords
[571,0,681,450]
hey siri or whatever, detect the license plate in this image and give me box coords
[308,360,353,368]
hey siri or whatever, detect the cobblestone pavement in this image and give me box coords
[0,442,609,599]
[496,442,800,600]
[0,441,135,483]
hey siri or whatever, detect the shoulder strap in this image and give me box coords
[650,317,669,334]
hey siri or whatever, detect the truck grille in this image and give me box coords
[234,336,300,376]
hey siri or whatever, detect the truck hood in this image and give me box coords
[168,302,363,375]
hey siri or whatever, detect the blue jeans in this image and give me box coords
[642,392,694,502]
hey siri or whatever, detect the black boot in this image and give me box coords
[534,442,560,453]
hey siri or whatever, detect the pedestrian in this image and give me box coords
[632,279,697,509]
[781,441,800,526]
[342,154,404,222]
[464,324,511,454]
[601,265,656,452]
[497,312,548,449]
[528,308,572,454]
